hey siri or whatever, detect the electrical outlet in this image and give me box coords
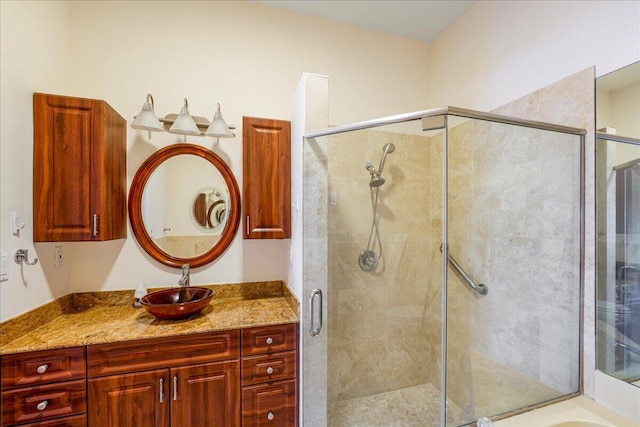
[55,246,63,268]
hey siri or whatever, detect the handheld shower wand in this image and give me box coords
[365,143,396,188]
[359,143,396,271]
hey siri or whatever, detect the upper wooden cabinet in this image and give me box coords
[33,93,127,242]
[242,117,291,239]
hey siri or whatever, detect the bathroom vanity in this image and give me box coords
[0,281,299,427]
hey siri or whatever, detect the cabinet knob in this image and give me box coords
[266,366,274,375]
[267,411,275,421]
[36,401,48,411]
[36,364,48,374]
[266,337,273,345]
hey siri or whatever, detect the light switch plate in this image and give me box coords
[0,253,9,281]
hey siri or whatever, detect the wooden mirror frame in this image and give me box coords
[128,143,240,268]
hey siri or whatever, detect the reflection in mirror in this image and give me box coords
[142,156,229,258]
[596,61,640,387]
[192,188,227,232]
[129,143,240,268]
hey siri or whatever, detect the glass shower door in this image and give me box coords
[445,116,583,425]
[303,121,445,427]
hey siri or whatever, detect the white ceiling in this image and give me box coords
[256,0,477,43]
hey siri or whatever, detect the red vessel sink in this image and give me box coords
[141,287,214,320]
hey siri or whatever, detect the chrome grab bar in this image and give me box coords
[440,245,488,296]
[309,289,323,336]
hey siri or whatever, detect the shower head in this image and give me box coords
[369,174,386,188]
[378,143,396,174]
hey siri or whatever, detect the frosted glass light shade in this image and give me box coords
[169,99,201,136]
[131,94,163,131]
[205,103,234,138]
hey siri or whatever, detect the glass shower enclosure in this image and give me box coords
[596,133,640,387]
[302,107,585,426]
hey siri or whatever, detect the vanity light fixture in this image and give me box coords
[131,93,164,132]
[131,94,236,138]
[205,103,234,138]
[169,98,201,136]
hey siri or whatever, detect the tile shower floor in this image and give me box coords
[328,382,465,427]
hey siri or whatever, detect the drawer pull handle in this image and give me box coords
[266,366,274,375]
[36,401,48,411]
[36,364,49,374]
[266,337,274,345]
[159,379,164,403]
[267,411,275,421]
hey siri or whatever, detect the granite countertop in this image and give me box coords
[0,281,299,355]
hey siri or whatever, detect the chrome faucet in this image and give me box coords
[178,264,190,287]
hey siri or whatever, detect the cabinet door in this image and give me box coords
[243,117,291,239]
[171,361,240,427]
[241,380,297,427]
[33,93,126,241]
[88,369,169,427]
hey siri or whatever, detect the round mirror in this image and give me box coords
[129,143,240,268]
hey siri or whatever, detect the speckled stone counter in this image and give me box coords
[0,281,299,355]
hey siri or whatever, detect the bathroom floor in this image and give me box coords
[327,382,465,427]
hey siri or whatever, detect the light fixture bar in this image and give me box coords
[131,94,235,138]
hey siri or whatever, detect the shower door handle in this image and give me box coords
[309,289,323,337]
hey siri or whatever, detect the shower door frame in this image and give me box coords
[303,106,586,426]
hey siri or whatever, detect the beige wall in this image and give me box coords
[0,1,429,321]
[0,1,74,321]
[428,0,639,111]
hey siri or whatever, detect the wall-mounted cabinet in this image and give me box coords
[242,117,291,239]
[33,93,127,242]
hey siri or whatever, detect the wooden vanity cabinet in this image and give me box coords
[87,330,240,427]
[2,324,299,427]
[242,117,291,239]
[33,93,127,242]
[240,324,298,427]
[0,347,87,427]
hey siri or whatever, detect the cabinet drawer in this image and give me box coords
[242,380,296,427]
[13,414,86,427]
[1,347,86,389]
[1,379,86,426]
[241,324,297,356]
[87,330,239,377]
[241,352,296,386]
